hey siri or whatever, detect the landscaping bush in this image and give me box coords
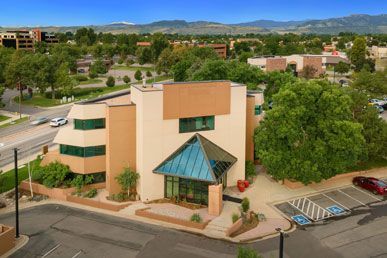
[237,247,262,258]
[110,192,127,202]
[106,76,115,87]
[134,70,142,81]
[31,169,44,183]
[89,70,98,79]
[241,197,250,213]
[146,70,152,77]
[115,167,140,197]
[190,213,202,223]
[232,212,240,223]
[117,58,124,65]
[126,59,134,66]
[71,175,94,194]
[84,188,97,198]
[123,75,131,85]
[41,162,70,188]
[245,160,256,180]
[73,74,88,82]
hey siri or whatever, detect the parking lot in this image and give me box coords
[275,182,387,225]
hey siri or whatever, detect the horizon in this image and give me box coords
[0,0,386,27]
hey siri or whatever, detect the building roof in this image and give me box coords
[153,133,237,183]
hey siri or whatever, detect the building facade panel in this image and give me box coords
[266,58,287,72]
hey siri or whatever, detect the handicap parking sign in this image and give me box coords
[291,215,311,225]
[326,205,345,215]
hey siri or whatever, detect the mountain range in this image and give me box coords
[1,14,386,35]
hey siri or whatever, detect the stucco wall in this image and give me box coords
[163,81,231,119]
[105,105,137,195]
[245,96,256,161]
[132,83,246,202]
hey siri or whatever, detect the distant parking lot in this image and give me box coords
[275,182,386,226]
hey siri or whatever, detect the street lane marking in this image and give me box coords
[350,186,383,201]
[322,193,351,211]
[337,189,367,206]
[42,244,61,257]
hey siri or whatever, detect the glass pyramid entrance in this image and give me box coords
[153,133,237,183]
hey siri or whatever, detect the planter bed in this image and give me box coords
[135,207,210,230]
[66,195,130,211]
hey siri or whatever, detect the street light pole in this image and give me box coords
[276,228,284,258]
[14,148,20,238]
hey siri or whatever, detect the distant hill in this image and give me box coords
[234,20,305,29]
[1,14,386,35]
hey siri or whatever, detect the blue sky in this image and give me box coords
[1,0,386,26]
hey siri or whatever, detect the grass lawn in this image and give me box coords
[78,78,103,85]
[0,117,29,129]
[84,85,130,99]
[14,94,62,107]
[112,65,155,72]
[0,115,10,122]
[145,75,172,84]
[0,158,41,193]
[347,158,387,172]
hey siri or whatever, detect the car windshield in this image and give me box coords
[376,181,387,187]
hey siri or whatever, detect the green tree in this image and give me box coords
[134,70,142,81]
[350,37,367,71]
[351,70,387,98]
[136,47,153,65]
[123,75,131,85]
[74,27,97,46]
[335,61,350,75]
[55,63,76,96]
[190,59,229,81]
[150,33,170,60]
[255,80,365,184]
[238,51,254,63]
[115,167,140,197]
[146,70,152,77]
[156,47,174,75]
[263,71,296,102]
[90,59,107,74]
[106,76,115,87]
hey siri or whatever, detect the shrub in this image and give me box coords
[241,197,250,213]
[31,169,44,183]
[41,162,70,188]
[123,75,131,84]
[232,213,240,223]
[89,70,98,79]
[106,76,115,87]
[115,167,140,197]
[84,188,97,198]
[110,192,127,202]
[117,58,124,65]
[134,70,142,81]
[245,160,256,180]
[126,59,134,66]
[190,213,202,223]
[237,247,262,258]
[71,175,94,194]
[146,70,152,77]
[73,74,88,82]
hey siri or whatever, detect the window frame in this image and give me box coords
[179,115,215,133]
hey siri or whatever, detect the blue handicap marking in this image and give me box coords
[326,205,345,215]
[291,215,311,225]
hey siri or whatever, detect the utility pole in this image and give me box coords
[276,228,284,258]
[14,148,20,238]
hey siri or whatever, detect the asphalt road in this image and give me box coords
[1,201,386,258]
[0,95,71,169]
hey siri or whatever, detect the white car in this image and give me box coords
[49,117,68,127]
[369,99,385,106]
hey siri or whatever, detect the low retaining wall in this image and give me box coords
[283,170,371,189]
[66,195,130,211]
[135,208,210,230]
[20,181,106,201]
[225,218,243,237]
[0,224,15,256]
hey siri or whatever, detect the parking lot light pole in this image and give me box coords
[276,228,284,258]
[14,148,20,238]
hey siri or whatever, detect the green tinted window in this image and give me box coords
[179,116,215,133]
[60,144,106,157]
[74,118,105,130]
[254,105,262,115]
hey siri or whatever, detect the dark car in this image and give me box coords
[353,176,387,195]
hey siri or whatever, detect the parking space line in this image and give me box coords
[322,193,351,211]
[337,189,367,206]
[42,244,61,258]
[350,186,383,202]
[71,250,83,258]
